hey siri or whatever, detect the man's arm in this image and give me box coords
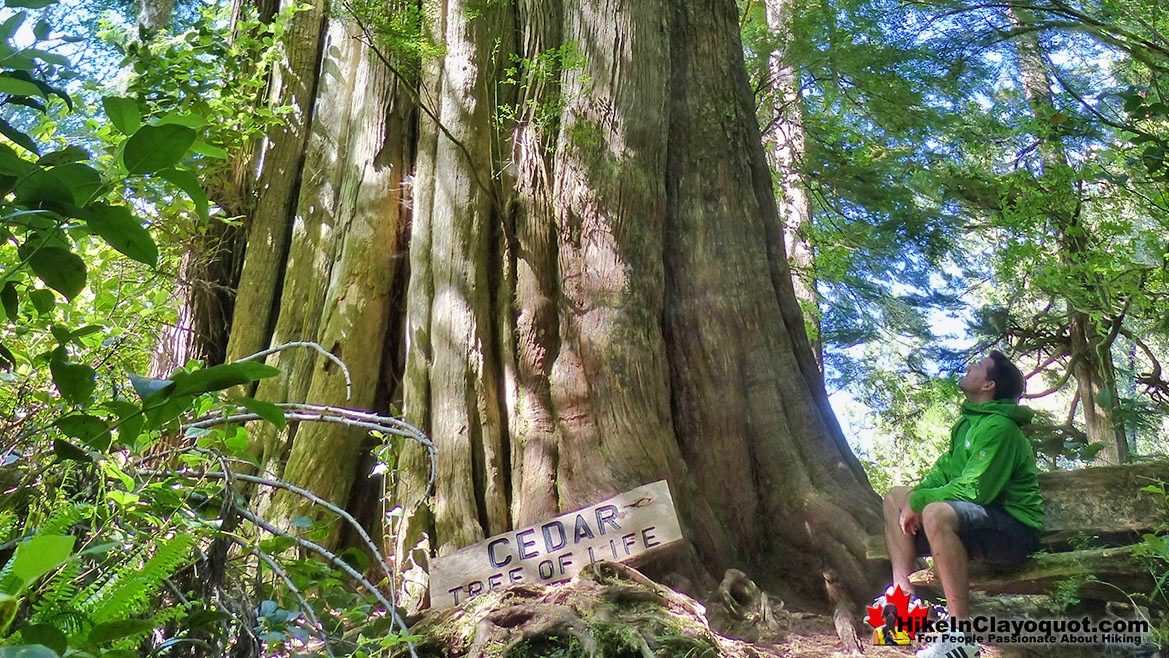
[916,451,951,491]
[907,418,1021,513]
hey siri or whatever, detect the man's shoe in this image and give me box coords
[914,636,980,658]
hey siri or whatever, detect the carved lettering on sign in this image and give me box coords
[429,480,684,608]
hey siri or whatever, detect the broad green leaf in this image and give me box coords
[108,400,144,447]
[0,12,25,42]
[0,118,38,155]
[52,439,91,463]
[121,124,195,174]
[0,144,34,175]
[168,361,281,398]
[101,97,140,136]
[28,289,53,314]
[87,619,154,646]
[83,205,157,266]
[22,49,67,67]
[18,624,66,655]
[153,112,208,129]
[4,0,58,8]
[0,74,43,97]
[238,396,286,429]
[14,168,74,209]
[189,139,228,159]
[36,146,89,167]
[45,163,102,206]
[49,358,95,404]
[5,534,74,592]
[32,19,48,40]
[0,645,59,658]
[1,282,16,320]
[25,247,85,300]
[55,414,110,449]
[129,373,172,401]
[157,168,209,219]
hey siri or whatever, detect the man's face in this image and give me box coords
[958,356,996,398]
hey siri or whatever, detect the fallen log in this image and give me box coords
[866,461,1169,561]
[907,545,1153,601]
[864,462,1169,600]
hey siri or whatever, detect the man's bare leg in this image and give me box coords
[883,486,918,595]
[922,501,970,620]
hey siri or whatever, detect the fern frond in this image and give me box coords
[31,560,80,623]
[86,533,196,625]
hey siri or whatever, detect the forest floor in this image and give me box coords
[769,610,1152,657]
[399,562,1162,658]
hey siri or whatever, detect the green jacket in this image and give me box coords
[908,400,1045,530]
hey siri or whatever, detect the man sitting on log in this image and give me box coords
[882,351,1045,658]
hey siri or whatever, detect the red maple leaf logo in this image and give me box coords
[866,584,930,640]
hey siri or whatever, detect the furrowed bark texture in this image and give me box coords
[229,0,883,612]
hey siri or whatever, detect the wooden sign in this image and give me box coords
[429,480,684,608]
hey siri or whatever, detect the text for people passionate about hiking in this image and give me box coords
[429,480,683,608]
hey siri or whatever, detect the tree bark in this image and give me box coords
[227,0,884,613]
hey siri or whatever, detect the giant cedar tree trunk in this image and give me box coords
[227,0,884,612]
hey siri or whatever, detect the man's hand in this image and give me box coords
[900,507,921,535]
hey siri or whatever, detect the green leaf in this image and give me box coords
[28,289,53,314]
[157,168,209,219]
[0,117,39,154]
[83,205,157,267]
[189,139,228,159]
[53,438,91,462]
[25,247,85,300]
[0,144,34,175]
[22,49,67,67]
[0,645,60,658]
[0,74,44,97]
[168,361,280,398]
[1,282,17,320]
[49,357,95,404]
[152,112,208,129]
[55,414,110,450]
[129,373,172,401]
[36,146,89,167]
[121,124,196,174]
[101,97,140,136]
[46,163,103,206]
[4,0,58,8]
[0,343,15,370]
[5,534,74,593]
[108,399,143,447]
[238,396,286,429]
[32,19,48,40]
[14,168,74,209]
[18,624,66,655]
[87,619,155,646]
[0,12,25,42]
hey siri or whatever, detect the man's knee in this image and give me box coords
[922,502,958,535]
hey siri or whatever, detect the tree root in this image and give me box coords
[397,562,783,658]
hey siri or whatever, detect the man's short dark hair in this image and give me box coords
[987,351,1025,401]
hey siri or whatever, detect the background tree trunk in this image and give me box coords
[1008,7,1129,465]
[226,0,885,613]
[764,0,822,368]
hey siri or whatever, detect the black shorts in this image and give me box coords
[913,501,1041,564]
